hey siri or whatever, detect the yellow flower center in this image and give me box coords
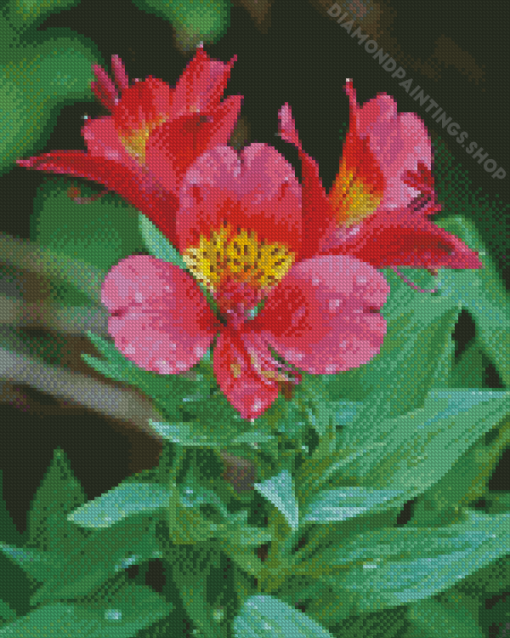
[119,117,166,164]
[182,224,295,293]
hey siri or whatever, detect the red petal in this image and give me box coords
[171,45,238,119]
[333,207,483,270]
[145,94,242,192]
[278,103,334,261]
[176,143,301,256]
[213,328,280,421]
[253,255,389,374]
[16,151,179,247]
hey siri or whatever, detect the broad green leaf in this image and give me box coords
[234,594,334,638]
[295,509,510,614]
[132,0,231,50]
[67,483,170,528]
[435,216,510,388]
[5,0,81,31]
[0,583,172,637]
[139,214,187,270]
[254,471,299,532]
[31,179,147,307]
[330,299,460,425]
[0,599,16,624]
[30,516,162,605]
[341,390,510,505]
[407,598,484,638]
[411,416,510,526]
[302,488,403,524]
[1,32,101,174]
[27,448,89,554]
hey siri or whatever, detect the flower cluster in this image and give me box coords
[17,46,482,421]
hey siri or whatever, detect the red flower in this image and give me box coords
[100,144,390,421]
[278,80,483,277]
[16,45,242,248]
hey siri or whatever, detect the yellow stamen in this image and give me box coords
[182,224,295,293]
[119,117,166,164]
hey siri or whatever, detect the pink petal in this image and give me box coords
[213,328,280,421]
[82,116,140,167]
[176,143,302,256]
[101,255,219,374]
[334,206,483,270]
[346,81,432,210]
[170,45,238,119]
[253,255,390,374]
[145,94,242,193]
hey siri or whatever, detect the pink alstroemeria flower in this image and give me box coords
[100,144,390,421]
[278,79,482,289]
[16,44,242,247]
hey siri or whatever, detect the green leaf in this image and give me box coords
[254,470,299,532]
[435,216,510,388]
[27,448,89,554]
[30,516,162,605]
[0,583,172,637]
[139,213,188,270]
[30,178,147,307]
[233,594,334,638]
[302,488,403,524]
[168,543,226,638]
[341,389,510,505]
[448,340,489,388]
[67,483,170,528]
[83,330,214,411]
[0,599,17,624]
[296,509,510,614]
[0,544,61,583]
[407,598,484,638]
[5,0,81,31]
[132,0,231,51]
[329,295,460,424]
[1,31,101,174]
[149,419,275,449]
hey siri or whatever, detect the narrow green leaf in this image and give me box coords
[0,544,60,583]
[302,488,403,524]
[132,0,231,50]
[448,340,489,388]
[254,471,299,532]
[234,594,334,638]
[149,419,275,448]
[67,483,170,528]
[27,448,88,554]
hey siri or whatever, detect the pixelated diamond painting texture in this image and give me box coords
[0,0,509,636]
